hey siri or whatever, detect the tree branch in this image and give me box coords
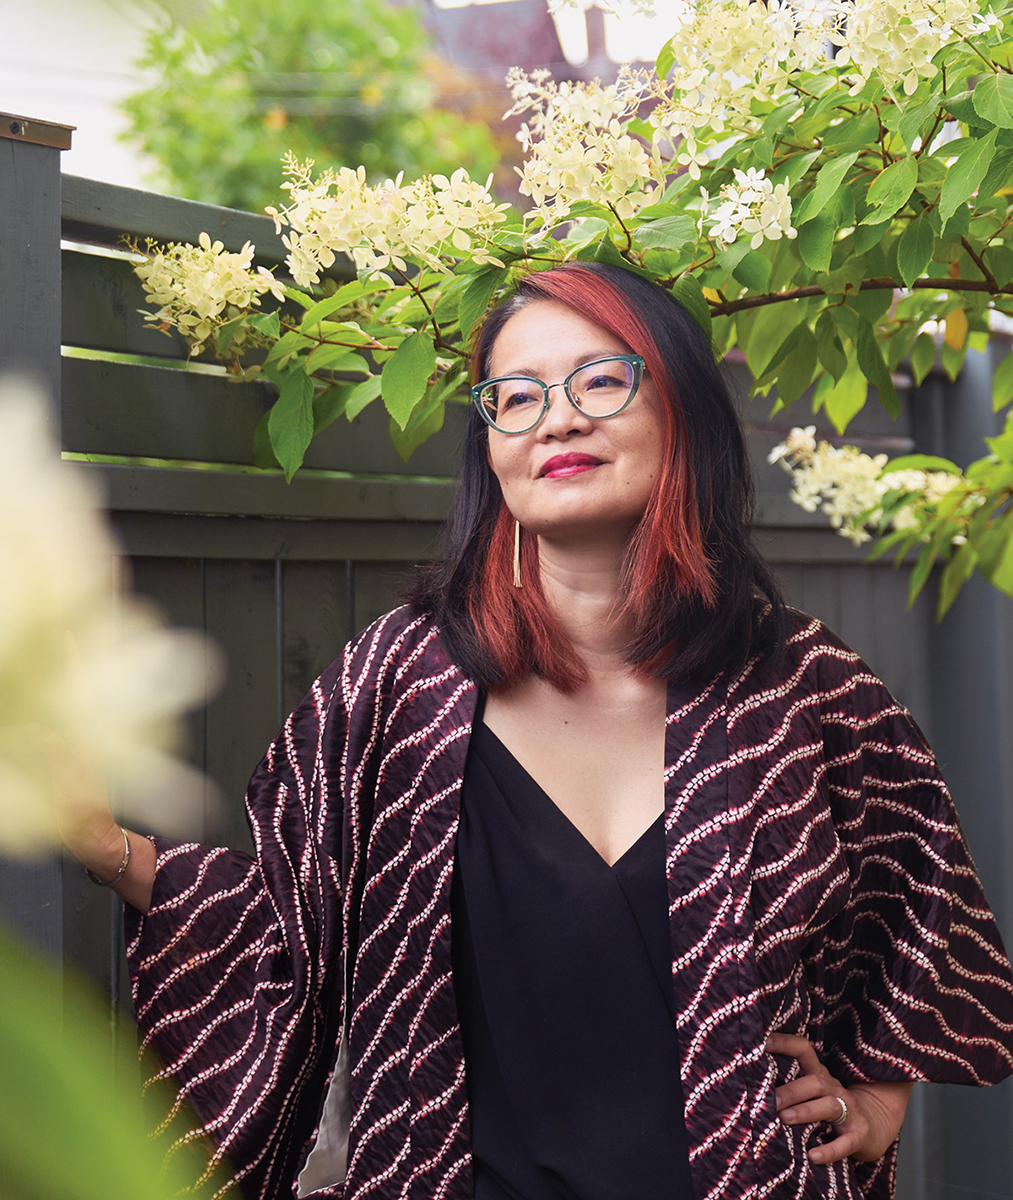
[708,275,1013,316]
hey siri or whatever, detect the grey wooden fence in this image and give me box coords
[1,117,1011,1199]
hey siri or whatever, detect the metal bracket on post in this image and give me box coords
[0,111,74,960]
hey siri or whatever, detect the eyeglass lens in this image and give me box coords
[478,358,637,432]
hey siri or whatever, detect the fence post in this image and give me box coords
[0,112,74,959]
[905,347,1013,1198]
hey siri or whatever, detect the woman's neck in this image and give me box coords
[536,533,633,669]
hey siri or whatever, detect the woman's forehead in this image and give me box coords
[487,299,633,375]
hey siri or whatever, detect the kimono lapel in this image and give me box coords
[343,622,477,1200]
[664,672,771,1200]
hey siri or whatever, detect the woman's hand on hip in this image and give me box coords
[765,1032,913,1164]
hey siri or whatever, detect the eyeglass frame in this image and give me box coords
[471,353,645,435]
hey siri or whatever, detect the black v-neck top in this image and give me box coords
[450,720,694,1200]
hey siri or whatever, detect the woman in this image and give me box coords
[66,263,1013,1200]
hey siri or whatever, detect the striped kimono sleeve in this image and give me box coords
[813,636,1013,1092]
[124,652,351,1198]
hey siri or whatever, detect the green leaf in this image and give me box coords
[670,274,712,343]
[753,137,774,170]
[793,151,860,225]
[458,267,508,340]
[741,302,793,378]
[938,540,980,617]
[248,309,281,339]
[815,309,848,383]
[656,36,675,80]
[216,313,248,355]
[856,318,901,417]
[299,278,384,332]
[268,368,315,481]
[853,220,889,254]
[973,74,1013,128]
[252,411,280,469]
[564,217,610,248]
[896,213,936,287]
[634,214,698,251]
[772,148,821,191]
[911,332,937,385]
[762,99,803,140]
[754,324,817,403]
[822,360,868,433]
[885,453,961,473]
[346,374,383,420]
[283,285,315,311]
[992,350,1013,411]
[311,384,349,433]
[730,249,772,291]
[898,93,941,152]
[797,209,837,272]
[775,325,818,404]
[993,530,1013,595]
[862,157,919,224]
[977,146,1013,203]
[938,128,999,225]
[910,536,943,603]
[304,343,366,374]
[984,242,1013,287]
[389,393,446,462]
[381,330,436,429]
[941,340,967,381]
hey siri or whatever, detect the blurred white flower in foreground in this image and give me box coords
[0,379,221,856]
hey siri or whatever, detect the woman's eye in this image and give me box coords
[501,388,539,410]
[585,373,623,390]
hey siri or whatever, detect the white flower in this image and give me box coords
[650,0,833,155]
[769,427,971,545]
[267,156,509,285]
[505,69,663,224]
[0,380,220,856]
[705,169,797,248]
[133,234,284,356]
[830,0,998,95]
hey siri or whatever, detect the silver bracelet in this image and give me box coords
[85,827,131,887]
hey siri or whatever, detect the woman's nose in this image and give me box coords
[536,383,594,438]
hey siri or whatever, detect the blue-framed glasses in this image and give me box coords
[472,354,645,435]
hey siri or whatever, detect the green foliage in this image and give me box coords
[0,926,221,1199]
[129,3,1013,610]
[122,0,501,214]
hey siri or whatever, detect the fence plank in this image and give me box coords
[282,561,352,715]
[62,357,470,474]
[353,561,417,636]
[62,357,272,463]
[203,560,280,854]
[62,248,195,361]
[61,175,292,263]
[112,513,443,562]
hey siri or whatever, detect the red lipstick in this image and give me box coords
[539,452,603,479]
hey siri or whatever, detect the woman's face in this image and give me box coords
[484,299,667,544]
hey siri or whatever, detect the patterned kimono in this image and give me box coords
[126,606,1013,1200]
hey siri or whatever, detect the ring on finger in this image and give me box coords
[829,1096,849,1125]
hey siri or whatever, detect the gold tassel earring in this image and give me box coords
[513,519,523,588]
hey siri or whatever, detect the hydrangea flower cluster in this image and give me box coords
[0,382,216,854]
[650,0,835,177]
[704,168,797,249]
[134,232,285,355]
[831,0,1000,96]
[505,69,663,223]
[266,157,509,284]
[769,426,963,544]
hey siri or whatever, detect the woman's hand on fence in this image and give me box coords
[766,1032,913,1164]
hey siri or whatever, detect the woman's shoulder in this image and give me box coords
[746,604,883,693]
